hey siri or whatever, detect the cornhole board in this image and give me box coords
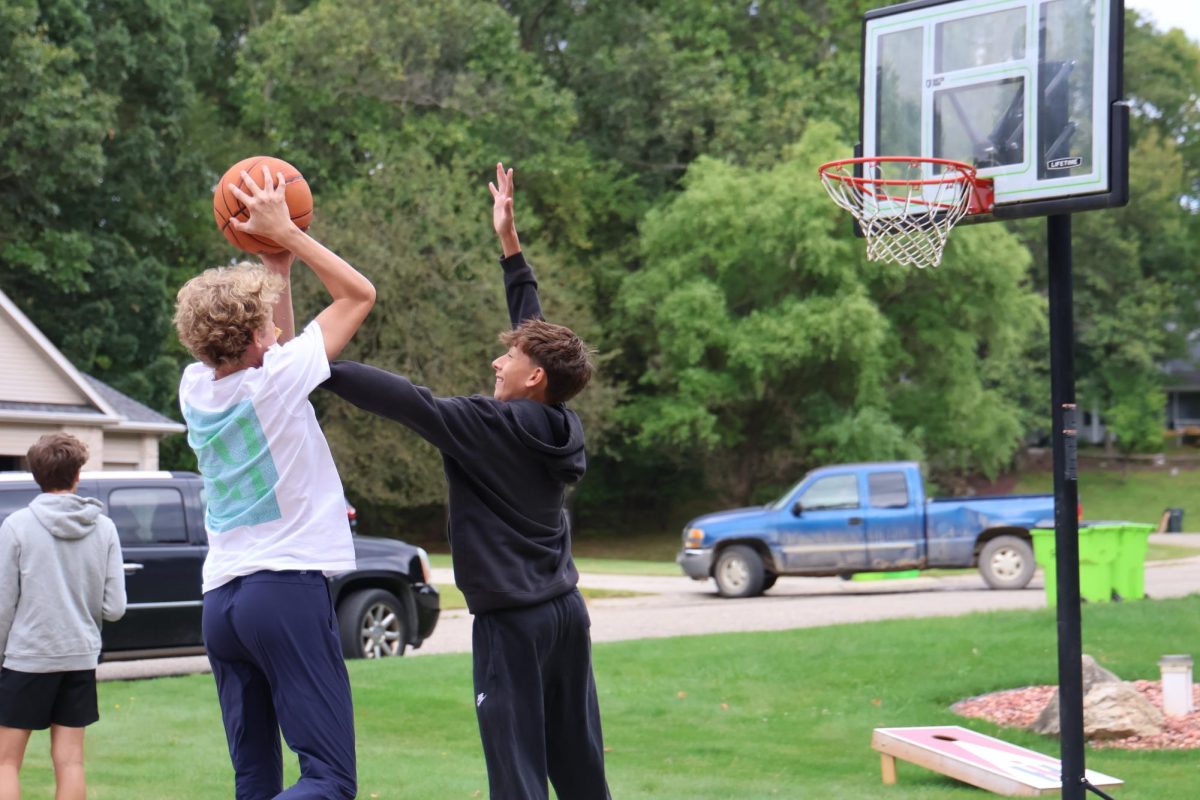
[871,726,1123,797]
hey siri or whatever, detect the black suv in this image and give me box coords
[0,471,439,660]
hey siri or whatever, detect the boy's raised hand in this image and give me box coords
[488,162,521,257]
[229,165,297,243]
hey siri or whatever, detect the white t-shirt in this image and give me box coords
[179,320,355,593]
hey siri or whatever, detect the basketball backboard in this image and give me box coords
[860,0,1128,220]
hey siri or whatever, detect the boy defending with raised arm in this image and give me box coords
[174,166,375,800]
[322,164,609,799]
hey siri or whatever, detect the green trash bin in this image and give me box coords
[1030,525,1122,606]
[1031,528,1057,604]
[1112,523,1154,600]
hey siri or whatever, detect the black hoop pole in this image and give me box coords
[1047,213,1085,800]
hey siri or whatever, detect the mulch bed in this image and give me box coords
[952,681,1200,750]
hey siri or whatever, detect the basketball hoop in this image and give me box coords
[818,157,993,269]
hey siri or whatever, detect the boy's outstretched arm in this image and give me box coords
[230,166,376,359]
[489,162,543,326]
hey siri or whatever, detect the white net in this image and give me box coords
[819,159,975,269]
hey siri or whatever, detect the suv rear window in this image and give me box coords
[108,487,189,544]
[0,488,39,525]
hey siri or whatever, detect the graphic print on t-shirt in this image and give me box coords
[184,399,282,532]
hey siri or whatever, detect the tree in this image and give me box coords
[614,122,1043,505]
[0,0,222,417]
[304,147,616,510]
[230,0,617,511]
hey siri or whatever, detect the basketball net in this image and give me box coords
[818,157,992,269]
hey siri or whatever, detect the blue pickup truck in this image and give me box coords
[677,461,1056,598]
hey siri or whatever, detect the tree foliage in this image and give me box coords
[0,3,1198,525]
[614,123,1041,503]
[0,0,220,413]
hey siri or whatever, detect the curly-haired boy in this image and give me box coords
[174,166,375,799]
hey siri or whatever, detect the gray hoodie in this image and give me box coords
[0,493,126,672]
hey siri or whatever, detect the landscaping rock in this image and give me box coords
[955,680,1200,750]
[1082,682,1165,740]
[1031,654,1121,734]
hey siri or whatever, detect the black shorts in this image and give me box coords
[0,668,99,730]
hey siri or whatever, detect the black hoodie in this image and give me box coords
[321,253,584,613]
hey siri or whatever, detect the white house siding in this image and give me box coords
[0,423,103,470]
[102,433,150,470]
[0,313,88,405]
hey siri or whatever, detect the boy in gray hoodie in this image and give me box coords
[0,433,126,800]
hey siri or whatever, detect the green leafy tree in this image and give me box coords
[305,149,617,510]
[1104,371,1167,456]
[231,1,617,511]
[615,122,1043,504]
[0,0,221,417]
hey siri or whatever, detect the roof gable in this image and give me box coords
[0,290,184,434]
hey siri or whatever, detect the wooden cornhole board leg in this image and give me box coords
[871,726,1123,797]
[880,753,897,785]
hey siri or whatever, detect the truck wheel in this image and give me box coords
[979,536,1036,590]
[714,546,766,598]
[761,573,778,592]
[338,588,408,659]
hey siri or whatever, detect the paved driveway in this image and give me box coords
[97,535,1200,679]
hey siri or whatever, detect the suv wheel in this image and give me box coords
[338,589,408,658]
[713,545,766,598]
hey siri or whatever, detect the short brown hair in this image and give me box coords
[499,319,595,404]
[174,262,285,369]
[28,433,89,492]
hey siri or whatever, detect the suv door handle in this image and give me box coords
[123,563,144,574]
[848,517,864,525]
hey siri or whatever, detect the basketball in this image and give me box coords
[213,156,313,254]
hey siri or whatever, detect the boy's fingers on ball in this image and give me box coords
[260,164,275,191]
[228,183,251,205]
[240,169,263,194]
[489,182,498,198]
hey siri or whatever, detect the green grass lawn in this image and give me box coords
[433,583,645,610]
[1012,467,1200,528]
[429,552,680,576]
[16,596,1200,798]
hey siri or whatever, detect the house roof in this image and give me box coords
[0,289,183,434]
[82,375,185,433]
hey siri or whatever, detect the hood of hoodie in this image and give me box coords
[29,493,105,540]
[505,399,587,484]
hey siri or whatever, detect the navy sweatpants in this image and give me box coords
[472,589,610,800]
[203,571,357,800]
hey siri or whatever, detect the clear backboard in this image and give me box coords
[860,0,1128,220]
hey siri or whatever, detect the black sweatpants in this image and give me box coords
[472,588,610,800]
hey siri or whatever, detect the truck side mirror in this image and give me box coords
[791,500,803,516]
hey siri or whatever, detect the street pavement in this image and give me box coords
[97,534,1200,679]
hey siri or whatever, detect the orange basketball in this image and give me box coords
[212,156,313,254]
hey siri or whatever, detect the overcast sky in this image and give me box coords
[1125,0,1200,44]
